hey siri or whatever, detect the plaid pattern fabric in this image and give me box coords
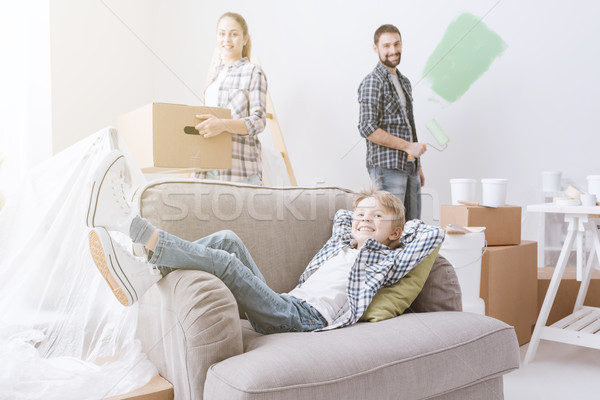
[297,209,445,330]
[197,57,268,182]
[358,63,418,171]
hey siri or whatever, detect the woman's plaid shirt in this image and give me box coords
[297,209,444,330]
[198,57,268,182]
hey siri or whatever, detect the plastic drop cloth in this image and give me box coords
[0,127,157,400]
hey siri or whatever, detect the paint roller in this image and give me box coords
[408,118,449,159]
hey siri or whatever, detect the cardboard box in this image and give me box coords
[537,267,600,326]
[117,103,232,172]
[103,375,173,400]
[480,241,537,345]
[441,205,521,246]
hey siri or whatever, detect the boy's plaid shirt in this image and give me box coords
[197,57,268,182]
[296,209,445,330]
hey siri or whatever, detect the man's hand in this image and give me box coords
[405,142,427,158]
[195,114,227,138]
[419,167,425,186]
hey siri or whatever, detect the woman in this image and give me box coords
[195,12,268,185]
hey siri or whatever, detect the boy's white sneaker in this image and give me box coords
[86,150,136,235]
[89,227,161,306]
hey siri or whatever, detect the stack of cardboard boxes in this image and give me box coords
[441,205,537,346]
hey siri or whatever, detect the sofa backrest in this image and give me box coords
[138,179,356,293]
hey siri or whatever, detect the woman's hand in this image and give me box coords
[195,114,228,138]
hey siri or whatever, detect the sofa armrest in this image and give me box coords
[136,270,243,400]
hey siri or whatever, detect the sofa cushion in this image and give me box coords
[360,245,441,322]
[410,254,462,312]
[204,313,519,400]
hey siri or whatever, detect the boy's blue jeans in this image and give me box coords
[132,218,326,334]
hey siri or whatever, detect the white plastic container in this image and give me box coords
[450,178,476,205]
[587,175,600,198]
[481,178,508,207]
[439,232,486,314]
[542,171,562,193]
[581,193,597,207]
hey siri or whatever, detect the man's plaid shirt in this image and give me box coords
[197,57,268,182]
[296,209,445,330]
[358,62,418,171]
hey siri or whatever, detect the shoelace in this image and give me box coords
[110,174,131,215]
[149,265,161,276]
[118,240,161,276]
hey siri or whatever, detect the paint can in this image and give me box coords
[440,231,486,315]
[542,171,562,193]
[450,179,476,205]
[481,179,508,207]
[587,175,600,198]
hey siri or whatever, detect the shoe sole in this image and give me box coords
[89,228,135,306]
[86,151,125,228]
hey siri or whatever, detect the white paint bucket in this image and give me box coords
[581,193,597,207]
[481,178,508,207]
[587,175,600,197]
[439,232,486,315]
[542,171,562,193]
[450,178,476,205]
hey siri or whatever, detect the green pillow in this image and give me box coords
[360,245,441,322]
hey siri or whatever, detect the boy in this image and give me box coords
[87,151,444,334]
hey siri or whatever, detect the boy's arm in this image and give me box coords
[386,220,445,284]
[331,209,353,237]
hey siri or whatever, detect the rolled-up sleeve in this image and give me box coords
[332,209,354,236]
[385,221,445,285]
[242,67,267,136]
[358,74,382,138]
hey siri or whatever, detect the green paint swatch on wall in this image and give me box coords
[423,13,507,103]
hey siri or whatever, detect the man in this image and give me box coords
[358,24,427,221]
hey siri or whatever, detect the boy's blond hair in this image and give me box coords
[353,188,406,230]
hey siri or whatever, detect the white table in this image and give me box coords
[524,203,600,364]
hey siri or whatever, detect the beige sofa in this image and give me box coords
[135,179,519,400]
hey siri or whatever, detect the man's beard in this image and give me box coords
[380,53,401,69]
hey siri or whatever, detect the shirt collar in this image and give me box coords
[357,237,392,253]
[375,62,399,79]
[216,57,249,72]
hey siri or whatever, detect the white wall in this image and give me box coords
[50,0,600,235]
[50,0,154,153]
[0,1,52,180]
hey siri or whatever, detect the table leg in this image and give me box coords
[574,239,595,311]
[575,216,590,281]
[576,220,600,310]
[524,216,577,364]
